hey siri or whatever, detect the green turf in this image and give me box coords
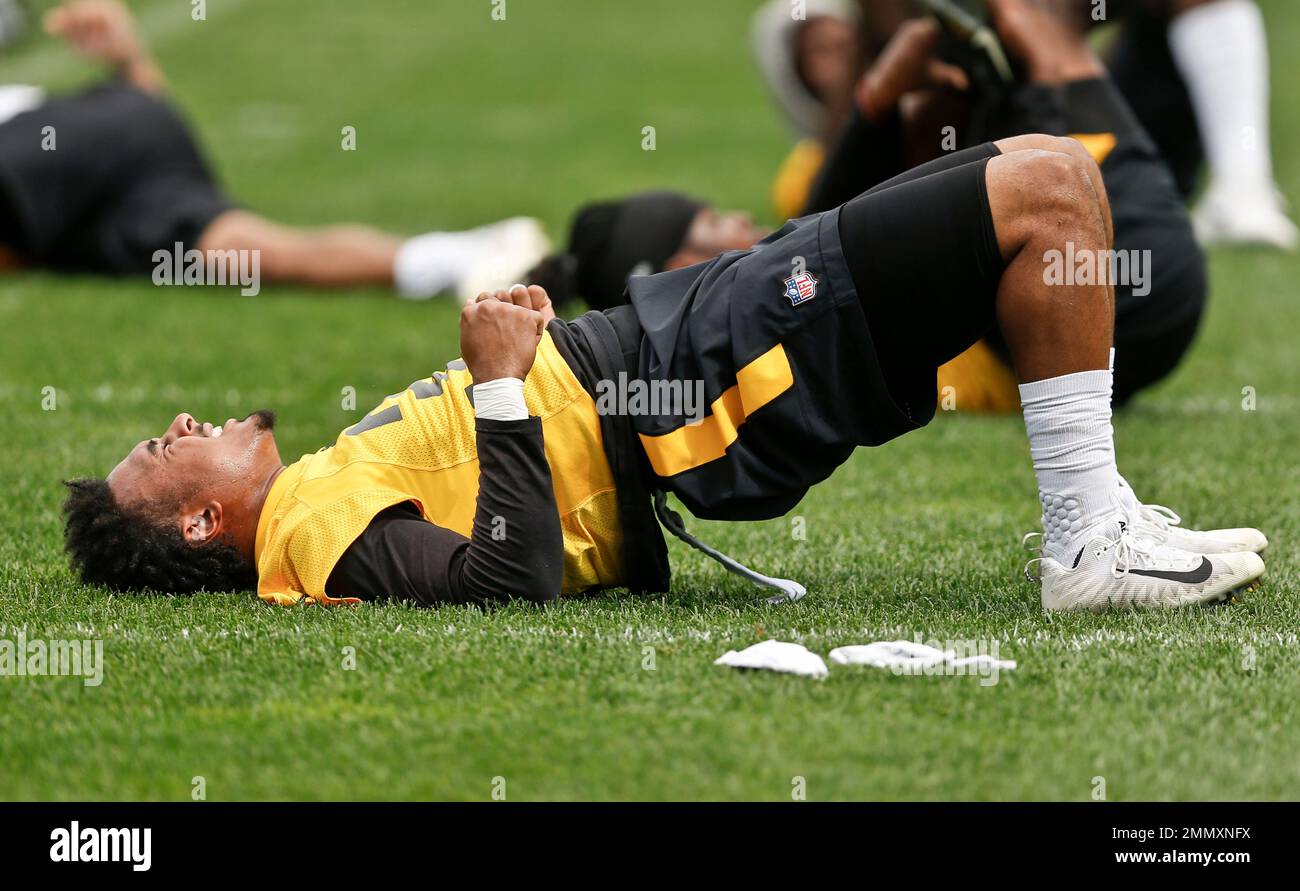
[1,0,1298,801]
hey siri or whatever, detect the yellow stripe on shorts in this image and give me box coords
[638,344,794,478]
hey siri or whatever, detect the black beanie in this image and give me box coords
[567,191,706,310]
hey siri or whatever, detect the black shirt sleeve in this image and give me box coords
[801,105,905,215]
[325,416,564,607]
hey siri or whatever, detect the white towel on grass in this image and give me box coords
[714,640,828,678]
[829,641,1017,672]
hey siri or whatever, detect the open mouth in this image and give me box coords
[185,410,272,442]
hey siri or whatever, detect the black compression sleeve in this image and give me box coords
[458,416,563,603]
[326,417,563,607]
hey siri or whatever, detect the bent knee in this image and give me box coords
[986,149,1105,254]
[998,133,1097,167]
[999,134,1104,193]
[1013,149,1101,217]
[1041,135,1104,185]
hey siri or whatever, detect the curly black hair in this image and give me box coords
[62,478,257,594]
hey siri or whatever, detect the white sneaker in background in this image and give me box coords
[1192,182,1299,251]
[394,217,551,302]
[454,217,552,305]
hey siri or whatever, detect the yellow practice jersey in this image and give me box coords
[254,332,626,606]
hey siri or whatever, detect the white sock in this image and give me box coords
[1168,0,1275,195]
[392,230,485,300]
[1019,368,1121,561]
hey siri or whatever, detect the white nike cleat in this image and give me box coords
[1107,476,1269,555]
[1191,183,1299,251]
[1029,520,1265,612]
[455,217,552,305]
[1126,501,1268,556]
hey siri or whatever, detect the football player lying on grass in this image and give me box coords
[533,0,1207,413]
[0,0,546,300]
[65,136,1268,611]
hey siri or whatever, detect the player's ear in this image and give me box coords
[182,502,224,544]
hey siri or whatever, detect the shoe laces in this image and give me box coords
[1109,526,1160,578]
[1022,524,1157,582]
[1108,516,1205,579]
[1133,502,1182,541]
[1021,496,1181,583]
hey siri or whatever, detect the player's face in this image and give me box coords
[107,410,280,514]
[684,208,768,255]
[796,16,861,101]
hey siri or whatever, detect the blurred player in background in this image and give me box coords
[0,0,548,299]
[804,0,1211,410]
[1107,0,1296,249]
[759,0,1295,250]
[751,0,867,219]
[530,0,1210,412]
[526,191,769,313]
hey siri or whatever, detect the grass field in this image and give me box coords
[2,0,1299,801]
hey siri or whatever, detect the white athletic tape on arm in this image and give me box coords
[474,377,528,421]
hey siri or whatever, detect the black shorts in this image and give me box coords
[625,153,1003,521]
[0,82,233,273]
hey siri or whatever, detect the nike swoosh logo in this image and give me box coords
[1071,546,1086,569]
[1130,557,1213,584]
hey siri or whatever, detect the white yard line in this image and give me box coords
[13,621,1298,652]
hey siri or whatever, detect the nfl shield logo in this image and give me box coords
[783,271,818,306]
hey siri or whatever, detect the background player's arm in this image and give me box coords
[44,1,167,95]
[804,19,967,215]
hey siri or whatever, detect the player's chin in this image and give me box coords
[245,409,277,432]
